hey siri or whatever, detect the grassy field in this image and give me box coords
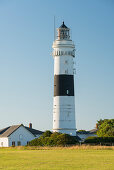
[0,146,114,170]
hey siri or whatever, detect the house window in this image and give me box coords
[1,142,3,147]
[27,141,29,145]
[12,141,15,146]
[17,141,21,146]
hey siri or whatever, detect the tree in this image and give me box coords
[96,119,106,129]
[97,119,114,137]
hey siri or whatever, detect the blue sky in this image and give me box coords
[0,0,114,131]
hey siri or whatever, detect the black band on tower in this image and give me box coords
[54,75,74,96]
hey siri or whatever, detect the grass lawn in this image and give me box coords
[0,146,114,170]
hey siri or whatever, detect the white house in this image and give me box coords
[0,124,43,147]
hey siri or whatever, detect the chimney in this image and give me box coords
[29,123,32,129]
[96,123,98,129]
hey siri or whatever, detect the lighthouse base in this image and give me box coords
[53,128,76,136]
[53,96,76,136]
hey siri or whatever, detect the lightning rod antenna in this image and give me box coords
[54,16,56,41]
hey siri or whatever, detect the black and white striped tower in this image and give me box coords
[52,22,76,136]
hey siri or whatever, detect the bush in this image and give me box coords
[28,137,43,146]
[84,136,114,145]
[42,130,52,137]
[56,134,78,146]
[29,131,78,146]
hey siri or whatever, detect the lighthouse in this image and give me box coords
[52,22,76,136]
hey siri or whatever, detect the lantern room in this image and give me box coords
[57,22,70,40]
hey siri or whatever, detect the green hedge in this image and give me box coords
[84,137,114,144]
[28,131,78,146]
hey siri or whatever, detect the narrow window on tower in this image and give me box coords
[65,69,68,74]
[67,90,69,95]
[65,60,68,64]
[65,70,67,74]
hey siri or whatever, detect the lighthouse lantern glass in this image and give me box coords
[57,28,70,40]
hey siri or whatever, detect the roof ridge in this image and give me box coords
[59,21,68,29]
[0,124,22,137]
[0,125,43,137]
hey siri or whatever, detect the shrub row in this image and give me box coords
[84,136,114,144]
[28,131,78,146]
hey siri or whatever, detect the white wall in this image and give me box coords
[8,126,35,146]
[53,96,76,136]
[0,137,9,147]
[53,39,75,76]
[54,55,74,75]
